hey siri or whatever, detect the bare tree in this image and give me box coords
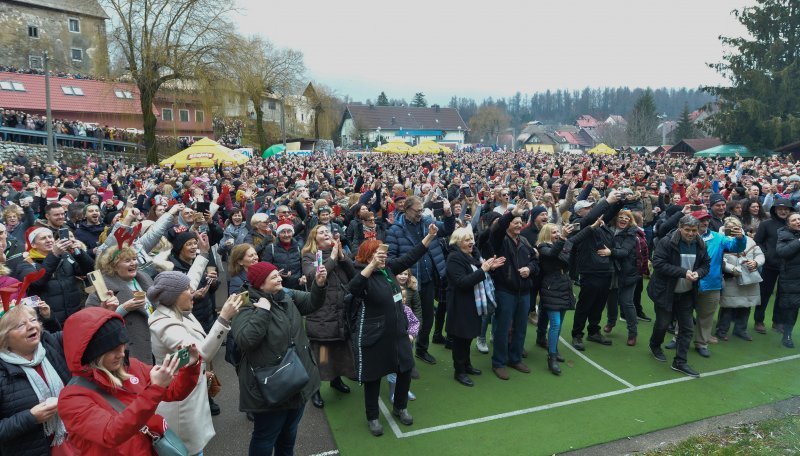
[226,34,305,153]
[104,0,235,163]
[302,82,345,141]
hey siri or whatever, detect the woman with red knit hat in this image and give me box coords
[232,260,328,455]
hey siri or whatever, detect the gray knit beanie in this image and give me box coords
[147,271,191,307]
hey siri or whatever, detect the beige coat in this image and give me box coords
[148,305,230,454]
[720,237,765,309]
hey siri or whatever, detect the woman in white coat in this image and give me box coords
[717,217,765,341]
[147,271,242,455]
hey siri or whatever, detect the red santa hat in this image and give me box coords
[59,194,75,206]
[275,220,294,235]
[46,188,59,202]
[25,226,52,251]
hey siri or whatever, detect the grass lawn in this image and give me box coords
[322,287,800,455]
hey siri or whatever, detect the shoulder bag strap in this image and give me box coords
[67,376,127,413]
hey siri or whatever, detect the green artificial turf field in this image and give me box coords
[322,290,800,456]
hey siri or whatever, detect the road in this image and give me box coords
[203,278,339,456]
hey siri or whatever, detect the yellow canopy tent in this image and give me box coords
[374,139,412,154]
[410,140,451,154]
[586,143,617,155]
[524,144,555,154]
[160,137,248,168]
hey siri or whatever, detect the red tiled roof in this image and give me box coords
[0,72,142,115]
[556,130,581,145]
[576,115,599,128]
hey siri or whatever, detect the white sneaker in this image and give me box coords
[408,390,416,401]
[476,337,489,354]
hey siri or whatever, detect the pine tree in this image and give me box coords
[672,102,695,143]
[411,92,427,107]
[704,0,800,149]
[377,92,389,106]
[627,89,660,146]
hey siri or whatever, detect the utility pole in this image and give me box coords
[280,96,286,146]
[43,51,55,162]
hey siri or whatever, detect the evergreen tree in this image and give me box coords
[704,0,800,149]
[627,89,660,146]
[411,92,427,107]
[376,91,389,106]
[673,102,695,143]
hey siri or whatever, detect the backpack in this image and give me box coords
[634,229,649,276]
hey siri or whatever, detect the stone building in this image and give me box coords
[0,0,109,75]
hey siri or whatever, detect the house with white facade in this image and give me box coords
[339,104,468,148]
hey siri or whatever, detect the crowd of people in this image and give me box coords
[1,109,141,148]
[212,117,245,148]
[0,146,799,454]
[0,65,103,81]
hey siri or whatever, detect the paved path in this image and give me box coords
[204,280,339,456]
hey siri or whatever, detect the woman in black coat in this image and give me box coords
[0,304,71,456]
[347,225,438,437]
[775,212,800,348]
[603,209,641,345]
[536,223,576,375]
[445,227,505,387]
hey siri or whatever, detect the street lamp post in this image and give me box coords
[43,51,54,162]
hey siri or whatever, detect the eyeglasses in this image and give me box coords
[501,193,509,197]
[406,207,422,213]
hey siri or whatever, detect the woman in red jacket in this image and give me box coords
[57,307,200,455]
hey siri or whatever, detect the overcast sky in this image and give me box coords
[235,0,752,105]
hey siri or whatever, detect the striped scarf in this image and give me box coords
[470,264,496,316]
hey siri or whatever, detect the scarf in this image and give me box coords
[470,264,496,316]
[0,344,67,446]
[28,248,48,261]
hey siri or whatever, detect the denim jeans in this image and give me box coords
[249,405,305,456]
[606,284,638,336]
[492,289,530,368]
[547,310,565,354]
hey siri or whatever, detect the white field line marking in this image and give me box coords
[397,353,800,438]
[559,336,635,388]
[306,451,340,456]
[378,397,404,438]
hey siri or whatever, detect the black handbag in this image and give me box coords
[250,342,310,406]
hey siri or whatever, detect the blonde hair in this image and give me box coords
[614,209,639,228]
[724,216,743,229]
[301,225,328,255]
[2,205,22,221]
[89,358,132,389]
[0,305,38,351]
[536,223,559,246]
[449,226,475,245]
[95,246,138,277]
[229,243,255,277]
[0,264,10,277]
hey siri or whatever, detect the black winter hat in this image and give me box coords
[708,193,726,207]
[81,318,129,365]
[169,230,198,258]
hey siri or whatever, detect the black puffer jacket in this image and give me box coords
[13,250,95,327]
[262,239,304,290]
[755,200,792,270]
[0,331,71,456]
[74,222,105,256]
[776,226,800,310]
[569,198,623,278]
[537,240,575,312]
[488,212,539,292]
[301,249,355,342]
[610,226,640,287]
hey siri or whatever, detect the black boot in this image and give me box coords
[782,332,795,348]
[311,391,324,408]
[547,354,561,376]
[208,396,220,416]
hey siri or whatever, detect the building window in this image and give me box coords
[61,86,84,96]
[71,48,83,61]
[179,109,189,122]
[68,18,80,33]
[268,102,276,110]
[0,81,26,92]
[29,56,43,69]
[195,110,204,123]
[28,26,38,38]
[162,108,173,121]
[114,89,133,99]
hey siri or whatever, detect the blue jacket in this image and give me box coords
[385,213,455,284]
[699,230,746,292]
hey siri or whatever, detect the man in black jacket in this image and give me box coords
[569,191,624,350]
[754,198,795,334]
[648,215,711,377]
[488,203,539,380]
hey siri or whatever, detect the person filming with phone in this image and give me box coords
[13,226,94,327]
[58,307,201,455]
[148,271,243,454]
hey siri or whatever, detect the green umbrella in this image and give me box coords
[262,144,286,158]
